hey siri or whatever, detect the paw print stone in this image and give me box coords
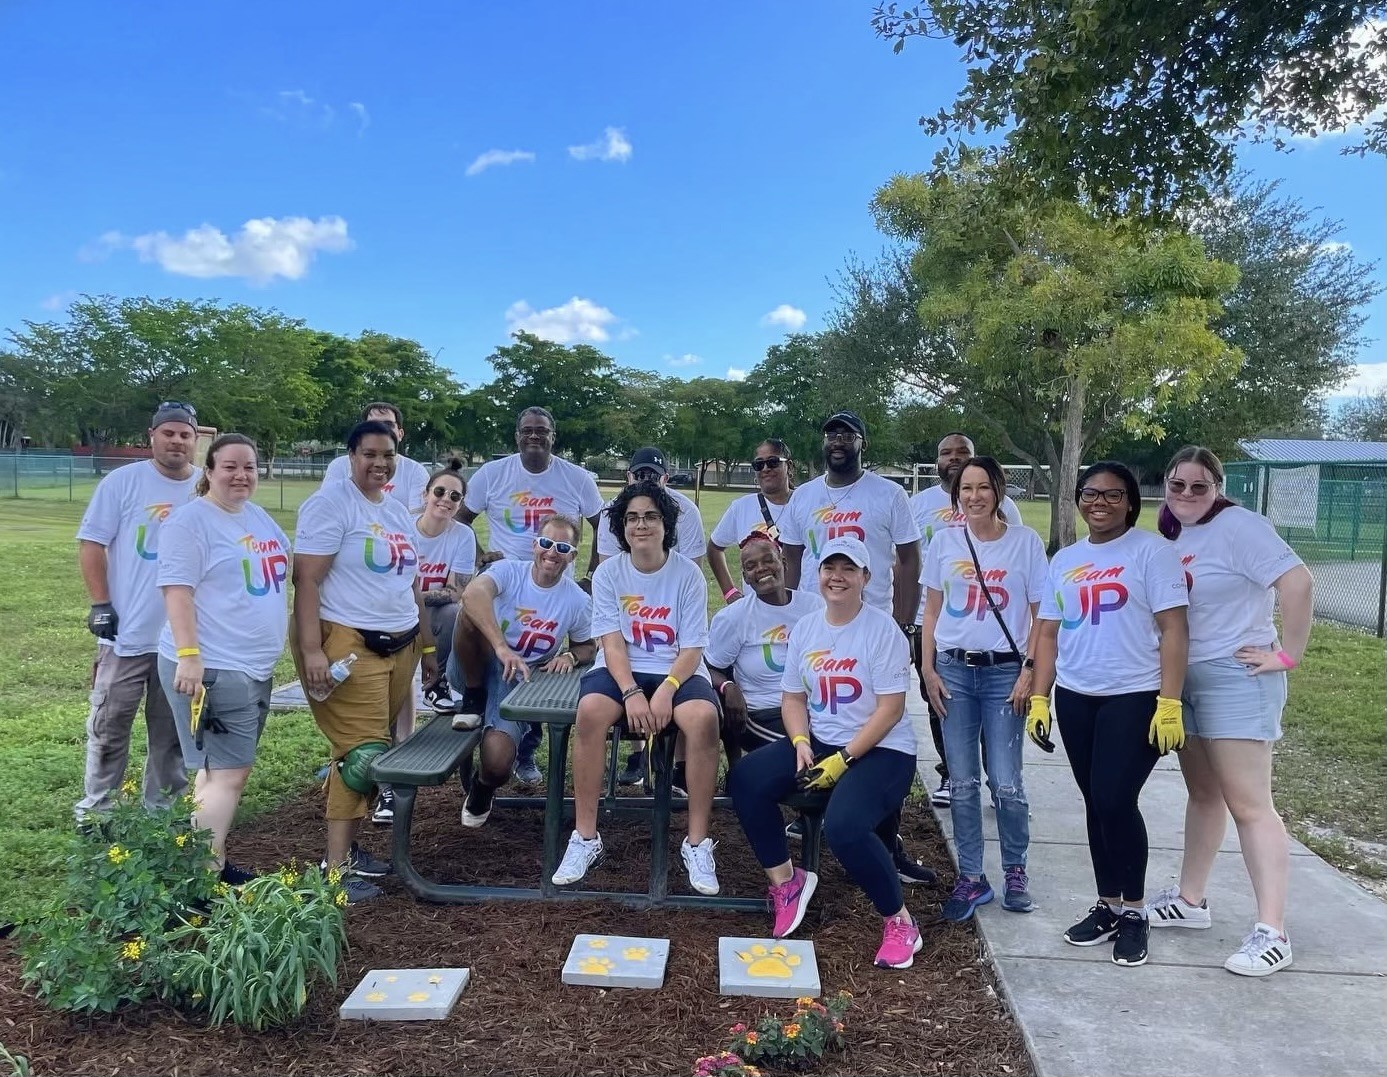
[340,968,471,1021]
[562,934,670,989]
[719,937,820,998]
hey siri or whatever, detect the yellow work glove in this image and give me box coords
[1025,695,1055,753]
[1149,696,1186,755]
[797,749,851,791]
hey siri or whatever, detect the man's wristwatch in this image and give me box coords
[899,623,919,638]
[1023,657,1035,669]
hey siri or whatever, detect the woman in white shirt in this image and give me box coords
[707,438,795,604]
[1145,446,1312,977]
[157,434,290,885]
[410,459,478,709]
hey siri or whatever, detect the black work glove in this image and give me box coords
[87,603,118,640]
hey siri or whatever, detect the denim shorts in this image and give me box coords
[1182,656,1287,742]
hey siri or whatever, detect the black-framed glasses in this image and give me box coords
[632,468,662,483]
[823,430,860,444]
[536,536,577,555]
[157,400,197,416]
[752,456,785,471]
[623,511,663,526]
[1079,487,1127,505]
[518,426,553,438]
[430,486,463,503]
[1166,478,1214,496]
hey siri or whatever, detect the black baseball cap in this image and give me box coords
[822,411,867,438]
[629,446,668,477]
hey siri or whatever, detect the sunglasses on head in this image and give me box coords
[738,526,781,549]
[1166,478,1215,496]
[430,486,463,502]
[536,536,577,555]
[157,400,197,416]
[751,456,785,471]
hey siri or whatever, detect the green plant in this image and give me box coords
[18,783,220,1014]
[724,991,853,1069]
[168,864,347,1030]
[0,1043,32,1077]
[692,1052,761,1077]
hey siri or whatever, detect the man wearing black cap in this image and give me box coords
[74,402,202,824]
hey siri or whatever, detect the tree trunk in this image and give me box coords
[1052,374,1086,552]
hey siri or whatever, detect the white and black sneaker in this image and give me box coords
[930,779,951,807]
[461,782,494,829]
[1224,923,1292,977]
[1147,885,1211,928]
[371,788,395,825]
[424,676,461,715]
[1111,909,1150,967]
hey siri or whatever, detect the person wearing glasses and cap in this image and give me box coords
[706,438,795,606]
[448,514,595,828]
[323,401,431,511]
[74,402,202,825]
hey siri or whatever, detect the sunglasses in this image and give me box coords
[430,486,463,503]
[632,468,663,482]
[1167,478,1215,496]
[823,430,860,444]
[157,400,197,416]
[1079,487,1127,505]
[536,536,577,555]
[752,456,785,471]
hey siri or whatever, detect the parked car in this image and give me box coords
[1006,483,1025,501]
[667,471,693,487]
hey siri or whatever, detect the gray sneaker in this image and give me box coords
[513,758,543,785]
[321,842,392,879]
[343,876,384,904]
[1002,865,1035,912]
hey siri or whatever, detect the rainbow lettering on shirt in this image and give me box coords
[510,605,559,658]
[803,650,863,713]
[1054,563,1129,628]
[620,593,675,651]
[135,502,174,561]
[758,624,790,672]
[943,558,1012,621]
[364,522,417,576]
[239,534,288,596]
[502,490,557,534]
[805,507,866,552]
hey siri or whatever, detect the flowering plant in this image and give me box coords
[692,1051,761,1077]
[723,991,853,1069]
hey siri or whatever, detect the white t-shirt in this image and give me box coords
[413,518,478,592]
[922,523,1048,653]
[705,590,825,709]
[156,497,291,680]
[484,558,594,667]
[464,453,604,562]
[323,452,430,512]
[590,552,709,678]
[909,484,1022,624]
[1039,528,1189,696]
[76,460,202,657]
[779,472,921,613]
[596,487,706,563]
[710,493,789,548]
[781,603,916,757]
[1174,506,1304,663]
[295,481,420,633]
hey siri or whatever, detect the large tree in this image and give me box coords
[873,2,1387,217]
[1329,388,1387,441]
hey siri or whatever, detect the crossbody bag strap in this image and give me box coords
[756,493,780,540]
[962,526,1023,662]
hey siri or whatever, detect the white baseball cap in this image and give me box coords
[817,535,870,571]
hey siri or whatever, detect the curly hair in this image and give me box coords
[606,479,679,554]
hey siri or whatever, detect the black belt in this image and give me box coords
[943,648,1019,667]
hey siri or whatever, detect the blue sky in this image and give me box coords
[3,2,1383,398]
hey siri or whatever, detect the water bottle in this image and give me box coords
[309,652,358,702]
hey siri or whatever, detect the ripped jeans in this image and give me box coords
[937,652,1030,876]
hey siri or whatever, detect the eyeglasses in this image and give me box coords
[536,536,577,555]
[632,469,662,483]
[518,426,553,438]
[157,400,197,416]
[752,456,785,471]
[823,430,861,444]
[430,486,463,503]
[623,511,663,526]
[1166,478,1215,496]
[1079,487,1127,505]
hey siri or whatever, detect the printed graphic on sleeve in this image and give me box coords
[364,523,417,576]
[943,559,1010,621]
[240,534,289,596]
[503,490,556,534]
[1055,563,1129,629]
[802,650,863,713]
[621,594,675,652]
[805,506,865,555]
[136,502,175,560]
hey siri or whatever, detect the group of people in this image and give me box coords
[73,400,1311,976]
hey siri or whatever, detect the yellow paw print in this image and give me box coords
[622,946,650,961]
[578,955,615,975]
[587,938,609,949]
[407,991,430,1003]
[736,943,802,979]
[364,991,387,1003]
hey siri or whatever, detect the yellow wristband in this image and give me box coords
[175,647,200,658]
[791,734,810,747]
[663,675,681,690]
[421,646,437,655]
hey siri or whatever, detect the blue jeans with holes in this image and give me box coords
[937,653,1029,877]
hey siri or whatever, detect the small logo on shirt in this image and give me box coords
[239,534,288,596]
[944,560,1010,620]
[501,606,560,658]
[759,624,790,672]
[806,507,866,552]
[135,502,175,561]
[503,491,557,534]
[1181,554,1195,591]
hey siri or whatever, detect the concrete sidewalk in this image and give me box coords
[906,698,1387,1077]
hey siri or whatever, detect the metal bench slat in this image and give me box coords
[371,717,483,785]
[498,667,586,724]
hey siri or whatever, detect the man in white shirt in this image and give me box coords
[322,401,431,512]
[74,402,202,823]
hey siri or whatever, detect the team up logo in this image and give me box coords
[921,506,964,544]
[503,490,557,534]
[363,522,417,576]
[501,606,561,659]
[1054,563,1129,628]
[419,561,449,592]
[805,507,866,554]
[135,502,174,561]
[620,594,675,651]
[1181,553,1195,592]
[240,534,289,596]
[802,649,863,714]
[943,559,1010,620]
[758,624,790,672]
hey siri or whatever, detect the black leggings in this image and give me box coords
[1055,686,1161,903]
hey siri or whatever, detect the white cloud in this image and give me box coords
[77,230,125,263]
[1340,361,1387,396]
[666,353,702,368]
[568,126,632,162]
[1320,240,1353,254]
[265,89,335,127]
[1284,18,1386,140]
[465,149,537,177]
[40,291,76,311]
[93,216,352,284]
[348,101,370,136]
[726,367,747,381]
[761,304,807,331]
[505,297,624,344]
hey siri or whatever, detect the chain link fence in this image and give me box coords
[1224,460,1386,635]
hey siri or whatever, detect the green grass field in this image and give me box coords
[0,488,1381,921]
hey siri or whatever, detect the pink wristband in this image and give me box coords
[1275,650,1297,670]
[723,587,742,601]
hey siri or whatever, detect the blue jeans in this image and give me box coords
[937,654,1029,876]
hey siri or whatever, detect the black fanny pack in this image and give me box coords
[359,624,419,657]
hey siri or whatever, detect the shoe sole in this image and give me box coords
[460,809,491,829]
[1149,915,1212,929]
[941,890,994,923]
[552,849,602,887]
[451,713,483,730]
[1224,954,1291,977]
[321,860,392,879]
[1112,950,1149,967]
[1002,896,1036,913]
[930,796,951,807]
[875,932,924,969]
[685,874,721,896]
[1064,926,1119,946]
[370,813,394,825]
[773,871,819,939]
[897,867,937,885]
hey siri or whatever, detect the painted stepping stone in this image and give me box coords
[718,937,820,999]
[339,967,470,1020]
[561,934,670,989]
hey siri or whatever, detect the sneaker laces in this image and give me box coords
[949,877,979,901]
[1235,925,1281,959]
[685,839,717,875]
[1148,884,1181,909]
[1005,866,1028,892]
[883,914,915,946]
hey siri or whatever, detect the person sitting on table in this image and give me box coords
[727,535,924,970]
[551,480,723,896]
[448,514,595,828]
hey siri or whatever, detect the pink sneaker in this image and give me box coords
[769,868,818,939]
[875,913,923,969]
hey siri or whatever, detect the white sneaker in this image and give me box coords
[1225,922,1292,977]
[1147,885,1212,929]
[552,831,603,886]
[681,836,721,896]
[450,711,482,731]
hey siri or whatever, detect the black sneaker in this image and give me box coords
[617,751,647,788]
[1112,910,1150,967]
[423,675,460,715]
[1064,901,1121,946]
[461,782,494,828]
[343,876,384,904]
[321,842,392,879]
[371,788,395,825]
[219,861,257,886]
[893,835,937,885]
[930,779,951,807]
[785,817,804,842]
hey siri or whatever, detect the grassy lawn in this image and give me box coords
[1,487,1382,921]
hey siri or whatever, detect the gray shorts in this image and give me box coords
[157,657,272,770]
[1182,656,1287,742]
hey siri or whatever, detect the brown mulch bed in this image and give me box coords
[0,783,1032,1077]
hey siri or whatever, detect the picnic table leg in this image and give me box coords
[540,724,571,898]
[389,785,425,896]
[648,729,677,902]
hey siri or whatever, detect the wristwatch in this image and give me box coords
[899,623,919,637]
[1023,657,1035,669]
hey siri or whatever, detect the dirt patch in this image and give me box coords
[0,783,1032,1077]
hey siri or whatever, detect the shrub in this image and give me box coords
[692,1052,761,1077]
[724,991,853,1070]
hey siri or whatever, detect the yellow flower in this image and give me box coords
[174,833,188,848]
[182,792,197,805]
[784,1023,801,1039]
[797,996,814,1007]
[189,914,205,927]
[120,937,146,961]
[278,869,300,888]
[326,867,343,886]
[214,882,231,898]
[106,845,130,865]
[334,890,347,907]
[241,890,255,905]
[121,779,139,797]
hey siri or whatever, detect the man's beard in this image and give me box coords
[824,447,861,475]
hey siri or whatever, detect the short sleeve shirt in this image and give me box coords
[922,524,1048,652]
[590,552,710,678]
[156,497,291,679]
[710,493,789,548]
[76,460,202,656]
[323,452,430,512]
[1038,528,1189,696]
[705,590,825,709]
[908,485,1021,625]
[463,454,604,562]
[413,519,478,592]
[484,559,593,667]
[597,488,707,562]
[781,603,916,756]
